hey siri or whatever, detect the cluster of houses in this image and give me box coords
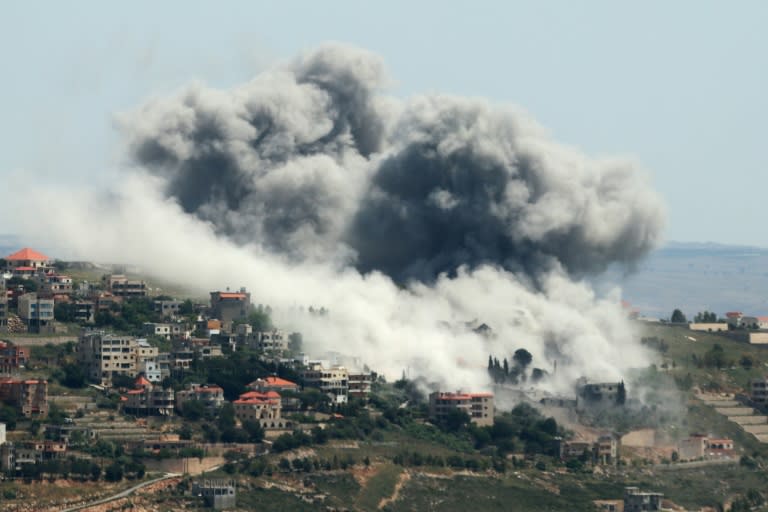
[0,247,151,333]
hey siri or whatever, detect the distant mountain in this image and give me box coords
[614,241,768,319]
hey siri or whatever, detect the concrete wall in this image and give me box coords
[749,332,768,344]
[143,455,225,475]
[689,323,728,332]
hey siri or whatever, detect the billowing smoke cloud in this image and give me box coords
[21,43,665,399]
[122,44,663,283]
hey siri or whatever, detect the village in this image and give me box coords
[0,247,767,511]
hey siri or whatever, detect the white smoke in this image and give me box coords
[17,44,665,399]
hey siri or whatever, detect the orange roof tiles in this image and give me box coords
[6,248,50,261]
[217,292,247,299]
[252,376,298,388]
[135,375,152,387]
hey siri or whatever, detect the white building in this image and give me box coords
[301,362,349,404]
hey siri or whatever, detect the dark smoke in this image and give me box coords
[122,44,664,283]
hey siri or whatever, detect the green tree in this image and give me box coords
[218,403,236,430]
[671,309,687,323]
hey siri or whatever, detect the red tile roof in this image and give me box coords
[217,292,247,299]
[6,248,50,261]
[135,375,152,387]
[726,312,743,317]
[251,376,298,388]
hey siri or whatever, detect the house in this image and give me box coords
[17,293,55,332]
[0,342,29,373]
[0,287,7,331]
[726,311,743,328]
[209,289,251,332]
[122,375,174,416]
[73,300,95,324]
[301,362,349,404]
[677,434,735,460]
[4,248,51,270]
[233,390,289,429]
[576,380,625,410]
[0,378,48,417]
[623,487,662,512]
[248,375,299,394]
[39,273,73,296]
[428,391,494,427]
[176,383,226,414]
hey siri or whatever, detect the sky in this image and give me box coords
[1,1,766,247]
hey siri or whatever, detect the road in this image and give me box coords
[59,472,181,512]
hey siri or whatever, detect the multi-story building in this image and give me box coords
[73,300,95,324]
[301,363,349,404]
[102,274,147,299]
[210,289,251,332]
[17,293,54,332]
[192,479,236,510]
[0,378,48,417]
[176,383,225,415]
[143,322,185,340]
[348,372,373,400]
[233,390,288,429]
[77,331,139,386]
[123,375,174,416]
[246,330,288,352]
[428,391,494,427]
[0,342,29,374]
[39,273,73,296]
[751,376,768,405]
[154,299,183,319]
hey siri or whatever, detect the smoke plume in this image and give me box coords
[25,43,665,397]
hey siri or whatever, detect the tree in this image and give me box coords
[513,349,533,369]
[671,309,687,323]
[243,420,265,443]
[218,403,236,430]
[694,311,717,323]
[104,462,123,482]
[442,408,471,432]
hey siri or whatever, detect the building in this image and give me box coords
[17,293,54,332]
[102,274,147,299]
[348,372,373,400]
[428,391,494,427]
[248,376,299,394]
[39,273,73,296]
[0,378,48,417]
[678,434,708,460]
[0,422,5,445]
[0,288,8,331]
[4,248,51,270]
[77,331,139,386]
[138,360,164,383]
[725,311,743,328]
[73,300,95,324]
[301,362,349,404]
[209,289,251,332]
[192,479,236,510]
[246,330,288,352]
[623,487,662,512]
[751,376,768,405]
[154,299,183,319]
[595,434,620,464]
[122,375,175,416]
[0,342,29,373]
[233,390,288,429]
[176,384,226,415]
[576,380,625,410]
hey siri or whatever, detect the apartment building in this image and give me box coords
[77,331,140,386]
[0,342,29,373]
[246,329,288,352]
[301,362,349,404]
[154,299,183,319]
[751,376,768,405]
[0,378,48,417]
[102,274,147,299]
[0,288,8,331]
[17,293,54,332]
[39,273,73,296]
[428,391,494,427]
[348,372,373,400]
